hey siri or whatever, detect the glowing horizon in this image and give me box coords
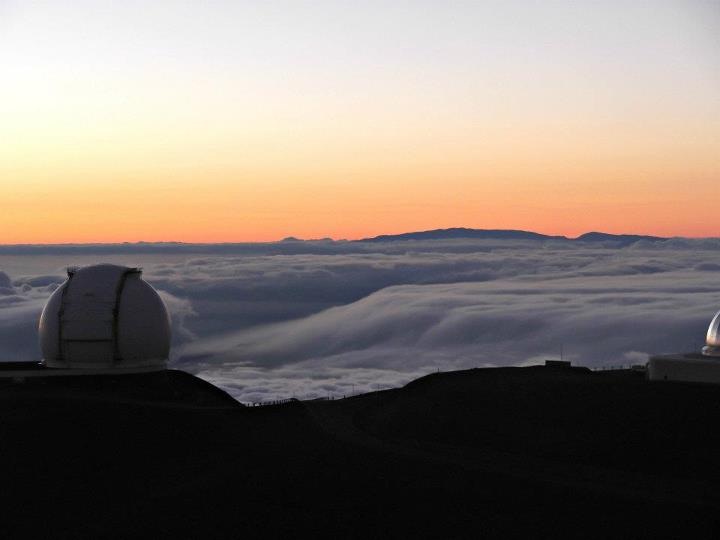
[1,1,718,244]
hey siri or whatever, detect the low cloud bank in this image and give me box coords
[0,239,719,401]
[179,273,719,401]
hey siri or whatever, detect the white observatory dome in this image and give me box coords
[39,264,171,371]
[702,310,720,357]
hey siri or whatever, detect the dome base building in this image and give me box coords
[647,352,720,384]
[647,310,720,384]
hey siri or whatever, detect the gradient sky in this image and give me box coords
[1,0,718,243]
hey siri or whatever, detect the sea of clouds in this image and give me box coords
[1,237,719,402]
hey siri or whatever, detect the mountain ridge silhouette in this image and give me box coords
[359,227,668,244]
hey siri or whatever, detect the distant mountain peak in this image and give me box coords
[359,228,566,243]
[357,228,668,244]
[575,232,667,244]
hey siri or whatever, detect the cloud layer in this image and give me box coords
[1,238,719,402]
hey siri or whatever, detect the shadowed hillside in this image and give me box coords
[1,366,719,538]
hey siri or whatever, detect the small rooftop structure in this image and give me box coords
[544,359,571,369]
[39,264,170,372]
[647,310,720,384]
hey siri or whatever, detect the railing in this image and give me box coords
[244,388,396,407]
[590,364,646,372]
[246,398,298,407]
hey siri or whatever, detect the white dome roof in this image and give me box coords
[702,310,720,357]
[39,264,171,370]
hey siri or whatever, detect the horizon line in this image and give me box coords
[0,227,718,247]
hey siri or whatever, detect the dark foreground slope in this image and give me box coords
[1,366,719,538]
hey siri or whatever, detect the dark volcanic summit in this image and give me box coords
[359,227,566,242]
[576,231,667,244]
[2,366,719,538]
[358,227,668,244]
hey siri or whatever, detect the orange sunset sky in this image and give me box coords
[1,1,718,243]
